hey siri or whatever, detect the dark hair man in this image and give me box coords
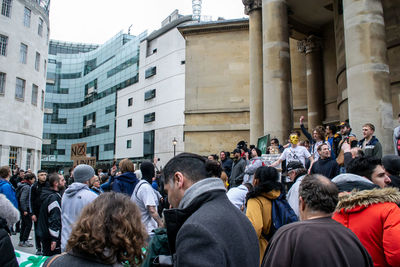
[230,148,247,188]
[267,138,284,154]
[37,173,65,256]
[394,113,400,155]
[310,144,340,179]
[347,157,391,188]
[17,173,36,247]
[382,155,400,189]
[358,123,382,159]
[263,175,373,267]
[30,170,48,255]
[162,153,259,267]
[336,122,358,167]
[333,168,400,266]
[220,151,233,178]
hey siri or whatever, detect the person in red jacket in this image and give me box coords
[332,172,400,267]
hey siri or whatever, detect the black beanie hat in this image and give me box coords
[140,161,155,183]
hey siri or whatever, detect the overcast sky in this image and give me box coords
[49,0,247,44]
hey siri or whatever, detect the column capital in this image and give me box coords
[243,0,262,15]
[297,35,322,54]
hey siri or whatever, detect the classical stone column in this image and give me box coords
[243,0,263,145]
[298,36,324,130]
[262,0,292,143]
[343,0,393,154]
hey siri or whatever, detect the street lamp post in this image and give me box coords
[172,137,177,156]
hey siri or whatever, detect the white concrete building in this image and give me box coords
[116,11,192,167]
[0,0,50,173]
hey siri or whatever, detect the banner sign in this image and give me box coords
[70,143,87,160]
[73,156,96,167]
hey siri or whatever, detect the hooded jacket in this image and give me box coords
[16,180,31,213]
[0,194,19,226]
[358,136,383,159]
[332,186,400,267]
[0,179,18,209]
[164,178,259,267]
[246,190,281,264]
[37,187,62,242]
[111,172,139,196]
[61,183,97,251]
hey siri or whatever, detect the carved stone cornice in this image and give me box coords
[297,35,322,54]
[243,0,262,15]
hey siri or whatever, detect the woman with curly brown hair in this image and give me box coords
[43,192,147,267]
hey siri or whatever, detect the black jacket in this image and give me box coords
[221,158,233,178]
[16,181,31,213]
[164,186,259,267]
[44,249,112,267]
[310,158,340,179]
[37,187,62,242]
[29,180,48,216]
[357,136,382,159]
[0,218,18,267]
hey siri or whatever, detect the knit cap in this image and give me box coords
[74,164,95,183]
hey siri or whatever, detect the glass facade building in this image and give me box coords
[42,32,146,169]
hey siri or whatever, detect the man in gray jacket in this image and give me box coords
[61,164,97,251]
[229,148,247,188]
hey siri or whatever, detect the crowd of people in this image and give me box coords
[0,117,399,266]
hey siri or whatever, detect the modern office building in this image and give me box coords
[0,0,50,173]
[41,32,146,170]
[115,10,191,168]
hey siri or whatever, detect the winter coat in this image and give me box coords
[0,226,18,267]
[16,181,31,213]
[230,157,247,187]
[333,187,400,267]
[0,179,18,209]
[358,136,383,159]
[61,183,97,251]
[310,157,340,179]
[246,190,281,265]
[111,172,139,196]
[221,158,233,178]
[38,187,62,242]
[29,180,48,216]
[0,194,19,226]
[164,178,259,267]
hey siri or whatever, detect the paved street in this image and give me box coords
[10,229,36,255]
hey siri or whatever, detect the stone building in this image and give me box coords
[0,0,50,173]
[179,19,251,155]
[243,0,399,155]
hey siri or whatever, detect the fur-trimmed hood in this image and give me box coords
[336,187,400,212]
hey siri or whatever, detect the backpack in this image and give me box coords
[141,228,172,267]
[262,193,298,241]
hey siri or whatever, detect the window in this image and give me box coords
[41,89,44,110]
[31,84,38,105]
[38,17,43,36]
[0,34,7,56]
[145,66,157,79]
[128,97,133,106]
[0,72,5,94]
[1,0,12,18]
[23,7,30,27]
[26,149,33,170]
[143,130,155,157]
[9,146,19,170]
[35,52,40,71]
[127,118,132,127]
[126,140,132,149]
[181,60,185,65]
[15,78,25,100]
[144,112,155,123]
[144,89,156,101]
[20,43,27,64]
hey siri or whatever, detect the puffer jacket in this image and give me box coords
[333,187,400,267]
[246,190,280,265]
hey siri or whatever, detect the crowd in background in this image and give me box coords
[0,115,399,266]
